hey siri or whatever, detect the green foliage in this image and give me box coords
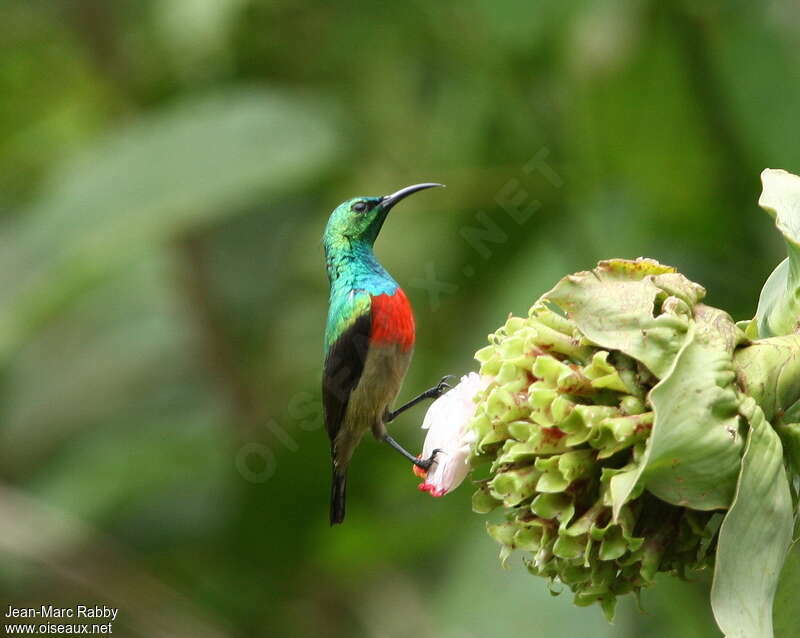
[0,88,340,361]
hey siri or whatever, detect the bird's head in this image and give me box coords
[323,183,443,249]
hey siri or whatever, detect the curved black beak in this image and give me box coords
[380,183,444,212]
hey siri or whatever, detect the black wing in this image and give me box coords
[323,312,372,446]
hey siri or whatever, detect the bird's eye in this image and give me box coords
[352,202,367,212]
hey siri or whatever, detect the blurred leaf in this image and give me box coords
[0,3,110,207]
[156,0,245,78]
[433,522,626,638]
[0,87,341,361]
[0,254,199,474]
[0,484,230,638]
[712,11,800,173]
[711,397,793,638]
[27,403,232,534]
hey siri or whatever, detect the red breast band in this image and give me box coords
[370,289,415,352]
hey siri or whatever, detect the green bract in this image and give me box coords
[469,169,800,637]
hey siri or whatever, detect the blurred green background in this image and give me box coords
[1,1,797,636]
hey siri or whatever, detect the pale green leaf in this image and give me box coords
[754,169,800,338]
[546,259,744,516]
[734,335,800,423]
[545,258,701,377]
[711,397,793,638]
[610,321,743,516]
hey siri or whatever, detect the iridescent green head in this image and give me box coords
[323,183,443,249]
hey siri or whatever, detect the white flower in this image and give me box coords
[414,372,491,497]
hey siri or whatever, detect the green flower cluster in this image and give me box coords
[461,171,800,637]
[469,259,737,619]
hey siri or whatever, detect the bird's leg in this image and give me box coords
[380,375,455,470]
[382,434,442,470]
[384,375,457,423]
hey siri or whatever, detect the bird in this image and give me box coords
[322,183,451,525]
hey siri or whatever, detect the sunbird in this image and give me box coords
[323,183,450,525]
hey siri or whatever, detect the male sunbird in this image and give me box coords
[323,183,451,525]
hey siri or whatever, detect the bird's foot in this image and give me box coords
[385,374,458,423]
[434,375,458,398]
[383,435,442,471]
[414,448,443,472]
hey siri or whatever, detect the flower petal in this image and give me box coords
[415,372,490,496]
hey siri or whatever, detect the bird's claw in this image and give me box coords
[435,375,458,396]
[415,448,443,471]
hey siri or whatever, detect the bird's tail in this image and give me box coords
[330,466,347,525]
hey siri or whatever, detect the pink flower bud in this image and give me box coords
[415,372,491,497]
